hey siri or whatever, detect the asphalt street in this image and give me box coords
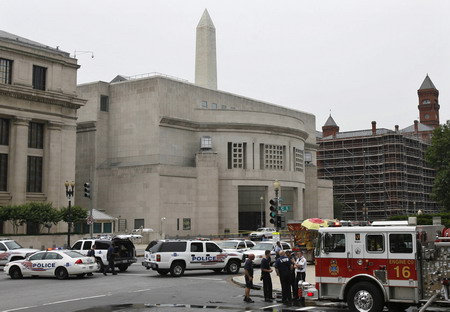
[0,257,350,312]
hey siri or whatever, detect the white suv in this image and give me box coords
[249,227,276,241]
[142,240,243,277]
[0,239,39,266]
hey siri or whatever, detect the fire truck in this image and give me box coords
[313,218,450,312]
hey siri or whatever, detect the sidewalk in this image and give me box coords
[232,264,315,292]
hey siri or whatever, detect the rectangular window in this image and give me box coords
[28,122,44,149]
[118,219,127,232]
[221,105,227,109]
[263,144,284,170]
[0,58,12,84]
[32,65,46,90]
[93,223,102,233]
[100,95,109,112]
[211,103,217,109]
[0,154,8,191]
[367,234,384,252]
[0,118,9,145]
[389,234,413,253]
[183,218,191,230]
[305,151,312,164]
[27,156,43,192]
[324,233,345,253]
[228,142,246,169]
[134,219,145,230]
[294,148,304,172]
[201,101,207,108]
[103,222,112,233]
[191,242,203,252]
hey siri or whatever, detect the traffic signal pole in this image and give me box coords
[274,187,280,233]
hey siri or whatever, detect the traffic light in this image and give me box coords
[269,198,278,225]
[276,215,282,228]
[84,182,91,198]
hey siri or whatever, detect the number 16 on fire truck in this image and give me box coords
[310,218,450,312]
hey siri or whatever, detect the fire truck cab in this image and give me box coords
[314,219,450,312]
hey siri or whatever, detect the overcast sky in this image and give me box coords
[3,0,450,131]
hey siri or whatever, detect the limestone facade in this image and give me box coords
[0,30,85,233]
[76,76,333,237]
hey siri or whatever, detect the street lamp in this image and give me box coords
[64,181,75,248]
[273,180,281,232]
[160,217,166,238]
[260,196,264,228]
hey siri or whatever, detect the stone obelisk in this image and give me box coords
[195,9,217,90]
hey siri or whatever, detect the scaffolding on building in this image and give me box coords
[317,129,439,221]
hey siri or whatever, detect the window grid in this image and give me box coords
[0,118,9,146]
[294,148,304,172]
[0,58,12,84]
[264,144,284,170]
[27,156,43,192]
[32,65,46,90]
[100,95,109,112]
[0,154,7,191]
[28,122,44,149]
[232,143,244,168]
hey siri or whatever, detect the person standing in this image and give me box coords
[260,250,274,302]
[286,250,298,300]
[243,253,255,303]
[274,241,282,260]
[295,250,307,284]
[87,244,96,276]
[103,242,117,276]
[275,250,293,303]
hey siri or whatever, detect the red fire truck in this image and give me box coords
[313,218,450,312]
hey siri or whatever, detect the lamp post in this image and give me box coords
[160,217,166,238]
[273,180,281,232]
[354,199,358,221]
[64,181,75,248]
[260,196,264,228]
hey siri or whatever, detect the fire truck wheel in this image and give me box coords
[347,282,384,312]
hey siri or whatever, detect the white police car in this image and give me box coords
[4,250,98,280]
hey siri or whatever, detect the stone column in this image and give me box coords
[46,121,63,205]
[11,117,30,204]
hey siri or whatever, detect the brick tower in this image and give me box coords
[418,75,440,128]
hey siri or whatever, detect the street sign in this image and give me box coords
[86,215,94,225]
[279,205,291,212]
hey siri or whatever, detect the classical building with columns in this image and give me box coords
[75,10,333,236]
[0,30,85,233]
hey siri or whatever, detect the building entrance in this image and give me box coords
[238,186,266,232]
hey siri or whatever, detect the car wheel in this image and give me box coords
[117,264,129,272]
[95,258,105,272]
[347,281,384,312]
[170,261,185,277]
[9,266,23,279]
[157,269,169,275]
[225,260,240,274]
[55,267,69,280]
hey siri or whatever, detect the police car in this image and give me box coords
[4,250,98,280]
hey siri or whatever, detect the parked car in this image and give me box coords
[248,227,276,241]
[4,250,98,279]
[0,239,39,266]
[71,237,136,272]
[142,240,243,277]
[216,240,255,254]
[242,240,291,265]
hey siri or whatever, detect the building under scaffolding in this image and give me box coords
[317,75,442,221]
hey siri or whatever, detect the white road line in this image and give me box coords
[260,304,282,309]
[129,289,151,293]
[181,277,223,281]
[42,294,107,305]
[296,307,316,311]
[2,307,38,312]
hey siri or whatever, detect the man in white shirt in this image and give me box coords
[295,250,307,283]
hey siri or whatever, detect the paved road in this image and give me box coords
[0,258,349,312]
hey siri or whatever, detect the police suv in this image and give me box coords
[0,239,39,266]
[142,240,243,277]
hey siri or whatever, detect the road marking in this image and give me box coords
[2,307,38,312]
[182,277,223,281]
[41,294,108,305]
[260,304,282,309]
[129,289,151,293]
[295,307,316,311]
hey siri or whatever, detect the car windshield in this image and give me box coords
[255,228,265,232]
[218,242,238,248]
[5,241,22,250]
[64,251,84,258]
[252,242,273,250]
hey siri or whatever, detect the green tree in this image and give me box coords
[426,123,450,211]
[60,205,88,224]
[1,205,28,234]
[24,202,61,233]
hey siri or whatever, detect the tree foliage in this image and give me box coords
[426,123,450,211]
[1,205,28,234]
[24,202,60,232]
[59,205,88,223]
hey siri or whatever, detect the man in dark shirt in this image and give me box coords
[260,250,274,302]
[275,250,293,303]
[243,253,255,303]
[103,243,117,276]
[286,250,298,300]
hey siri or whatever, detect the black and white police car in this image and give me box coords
[4,250,98,280]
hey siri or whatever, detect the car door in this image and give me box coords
[25,252,47,276]
[205,242,224,268]
[40,252,63,276]
[0,242,8,265]
[189,242,205,269]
